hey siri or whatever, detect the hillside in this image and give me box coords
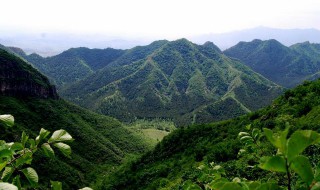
[101,78,320,190]
[62,39,283,126]
[6,46,126,88]
[0,49,58,98]
[224,39,320,87]
[0,49,150,189]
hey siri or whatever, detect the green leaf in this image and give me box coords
[15,151,32,167]
[252,128,261,140]
[21,132,28,148]
[41,143,55,158]
[21,167,38,187]
[219,182,243,190]
[256,182,283,190]
[246,181,261,190]
[12,176,21,190]
[0,182,18,190]
[239,132,250,137]
[287,130,320,161]
[181,180,202,190]
[10,143,23,152]
[54,143,71,157]
[0,160,7,172]
[240,136,254,144]
[259,156,287,172]
[263,127,289,154]
[1,167,14,181]
[290,155,314,185]
[208,178,229,189]
[50,181,62,190]
[0,115,14,127]
[36,128,50,145]
[48,130,73,143]
[28,139,35,149]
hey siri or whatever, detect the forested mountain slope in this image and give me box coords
[62,39,283,126]
[101,78,320,190]
[6,46,126,88]
[0,49,150,189]
[224,39,320,87]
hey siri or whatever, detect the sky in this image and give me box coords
[1,0,320,39]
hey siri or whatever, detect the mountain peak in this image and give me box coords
[202,41,221,52]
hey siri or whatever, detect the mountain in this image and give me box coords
[224,39,320,87]
[101,77,320,190]
[0,49,58,98]
[0,49,150,189]
[61,39,283,126]
[0,31,150,57]
[5,46,126,88]
[191,27,320,50]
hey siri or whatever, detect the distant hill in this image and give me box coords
[224,39,320,87]
[61,39,283,126]
[0,49,150,189]
[6,46,126,88]
[192,27,320,50]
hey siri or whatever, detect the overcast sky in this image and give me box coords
[1,0,320,39]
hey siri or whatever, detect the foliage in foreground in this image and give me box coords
[0,114,92,190]
[102,80,320,189]
[183,125,320,189]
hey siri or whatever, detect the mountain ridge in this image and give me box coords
[61,39,283,125]
[224,39,320,87]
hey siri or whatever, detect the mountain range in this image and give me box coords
[192,26,320,50]
[3,38,320,125]
[59,39,283,125]
[2,34,320,189]
[1,27,320,56]
[224,39,320,87]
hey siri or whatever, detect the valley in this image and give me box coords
[1,37,320,190]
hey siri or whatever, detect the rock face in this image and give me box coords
[0,49,58,99]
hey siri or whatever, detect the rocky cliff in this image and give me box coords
[0,49,58,99]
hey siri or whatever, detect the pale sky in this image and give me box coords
[1,0,320,39]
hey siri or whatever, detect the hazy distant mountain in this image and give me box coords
[5,46,126,88]
[2,27,319,56]
[0,31,149,56]
[192,27,320,50]
[61,39,283,125]
[224,39,320,87]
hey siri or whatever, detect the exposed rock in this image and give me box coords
[0,49,58,99]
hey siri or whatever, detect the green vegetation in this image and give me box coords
[126,119,176,146]
[101,79,320,189]
[224,39,320,88]
[61,39,283,126]
[0,114,74,189]
[0,49,57,98]
[0,50,151,189]
[0,96,151,189]
[182,126,320,190]
[7,46,126,88]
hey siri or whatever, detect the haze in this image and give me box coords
[1,0,320,56]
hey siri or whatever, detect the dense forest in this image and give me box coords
[1,38,320,189]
